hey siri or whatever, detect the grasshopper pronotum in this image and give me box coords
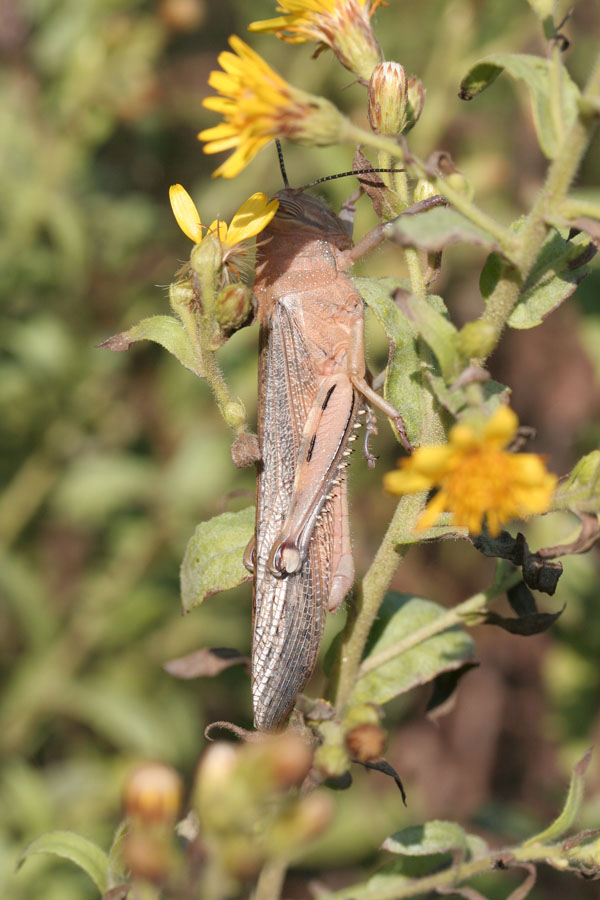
[245,150,416,731]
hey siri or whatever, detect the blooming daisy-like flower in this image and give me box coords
[383,406,557,536]
[169,184,278,260]
[198,35,347,178]
[248,1,383,81]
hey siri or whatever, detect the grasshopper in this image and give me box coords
[245,151,415,731]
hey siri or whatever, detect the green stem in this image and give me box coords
[376,149,427,300]
[332,493,427,713]
[179,296,246,436]
[323,841,566,899]
[343,122,514,251]
[253,858,288,900]
[559,197,600,221]
[358,568,521,678]
[479,49,600,354]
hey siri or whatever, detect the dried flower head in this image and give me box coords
[199,35,347,177]
[249,0,384,82]
[384,406,557,536]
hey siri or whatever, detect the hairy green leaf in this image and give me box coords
[459,53,580,158]
[352,593,476,706]
[18,830,109,893]
[99,315,202,375]
[382,820,468,857]
[181,507,254,612]
[391,206,502,252]
[480,229,594,329]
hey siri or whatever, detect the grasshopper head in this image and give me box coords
[269,188,352,250]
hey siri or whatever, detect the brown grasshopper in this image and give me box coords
[245,151,418,731]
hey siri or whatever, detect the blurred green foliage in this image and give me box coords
[1,0,599,897]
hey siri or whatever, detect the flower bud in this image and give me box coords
[123,762,183,824]
[169,278,197,316]
[446,171,475,200]
[261,733,313,788]
[190,233,222,276]
[345,723,386,762]
[413,178,437,203]
[224,400,246,430]
[368,62,408,135]
[215,283,253,334]
[404,75,426,132]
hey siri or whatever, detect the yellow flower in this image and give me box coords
[249,1,383,81]
[383,406,558,536]
[169,184,278,259]
[198,35,347,178]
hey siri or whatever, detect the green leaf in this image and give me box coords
[351,593,476,706]
[459,53,581,159]
[398,292,459,381]
[17,830,109,893]
[99,315,202,376]
[181,507,255,612]
[353,277,423,444]
[480,229,594,329]
[391,206,502,252]
[381,820,468,857]
[524,749,592,846]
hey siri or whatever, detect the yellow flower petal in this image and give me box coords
[225,193,279,245]
[483,405,518,446]
[169,184,203,243]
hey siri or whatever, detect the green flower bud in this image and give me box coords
[368,61,408,135]
[169,278,196,316]
[224,400,246,430]
[446,170,475,200]
[190,233,222,276]
[413,178,438,203]
[216,283,253,333]
[405,75,426,132]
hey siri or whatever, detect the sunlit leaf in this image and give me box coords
[391,206,502,252]
[480,231,594,329]
[352,593,476,706]
[382,820,468,857]
[18,830,108,893]
[181,507,254,612]
[99,315,202,376]
[459,53,580,158]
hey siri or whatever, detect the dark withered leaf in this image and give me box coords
[472,530,563,595]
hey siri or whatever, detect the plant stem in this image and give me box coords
[253,858,288,900]
[343,122,514,250]
[479,49,600,353]
[321,841,567,899]
[332,492,427,713]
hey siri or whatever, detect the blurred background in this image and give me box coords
[1,0,599,897]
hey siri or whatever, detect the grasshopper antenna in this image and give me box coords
[298,168,405,191]
[275,139,290,188]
